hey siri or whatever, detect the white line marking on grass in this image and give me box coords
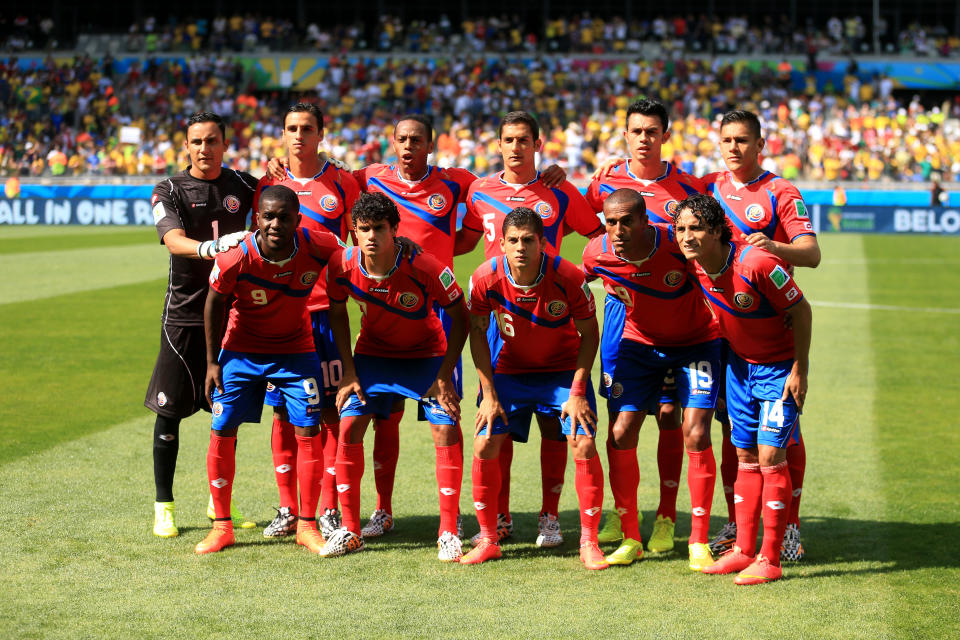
[810,300,960,314]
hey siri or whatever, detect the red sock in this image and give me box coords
[472,456,501,541]
[540,438,567,516]
[207,434,236,520]
[786,435,806,526]
[271,415,298,513]
[759,461,792,566]
[335,439,365,535]
[319,417,339,512]
[720,429,738,522]
[734,461,763,556]
[498,437,514,520]
[575,455,604,544]
[606,442,640,541]
[686,447,716,544]
[435,440,463,536]
[295,433,322,520]
[656,427,684,521]
[372,410,401,514]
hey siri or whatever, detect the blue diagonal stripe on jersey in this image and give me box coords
[486,290,571,328]
[368,177,449,233]
[335,278,430,320]
[236,274,313,297]
[471,191,513,214]
[592,267,694,300]
[299,203,342,235]
[440,178,462,207]
[696,282,781,319]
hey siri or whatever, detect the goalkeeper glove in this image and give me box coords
[197,230,249,258]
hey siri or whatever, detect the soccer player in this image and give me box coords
[253,103,360,540]
[145,111,256,538]
[323,192,469,561]
[196,185,344,555]
[458,110,604,546]
[582,189,720,571]
[673,193,812,585]
[702,110,820,561]
[585,98,706,552]
[460,207,606,569]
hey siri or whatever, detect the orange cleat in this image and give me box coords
[579,541,609,570]
[734,554,783,585]
[296,521,327,553]
[701,546,754,575]
[195,521,235,555]
[459,537,502,564]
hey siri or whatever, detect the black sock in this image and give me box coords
[153,415,181,502]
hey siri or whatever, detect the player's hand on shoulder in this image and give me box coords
[205,363,223,406]
[742,232,775,252]
[335,371,366,412]
[540,164,567,188]
[395,236,422,258]
[266,156,289,180]
[197,230,250,258]
[320,151,349,171]
[591,157,625,180]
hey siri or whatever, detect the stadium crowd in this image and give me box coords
[1,51,958,182]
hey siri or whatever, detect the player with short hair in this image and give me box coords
[146,111,256,538]
[461,207,606,569]
[673,193,812,585]
[582,189,720,570]
[195,185,344,554]
[323,192,469,561]
[586,98,707,552]
[253,102,360,540]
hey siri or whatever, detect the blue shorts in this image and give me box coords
[211,350,324,430]
[339,354,456,426]
[476,371,597,442]
[485,312,533,434]
[417,303,464,422]
[608,338,721,414]
[725,350,800,449]
[266,310,341,410]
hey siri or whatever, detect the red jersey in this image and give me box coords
[253,162,360,312]
[702,170,815,244]
[463,172,602,259]
[326,247,464,359]
[353,163,477,269]
[468,253,596,374]
[210,228,343,354]
[689,243,804,363]
[586,161,705,224]
[582,225,719,347]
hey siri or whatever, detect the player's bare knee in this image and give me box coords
[735,447,759,464]
[758,445,787,467]
[295,425,320,437]
[568,435,597,459]
[273,405,289,421]
[431,423,459,446]
[656,402,680,429]
[474,435,504,459]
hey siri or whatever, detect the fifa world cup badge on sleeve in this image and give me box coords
[439,267,456,290]
[769,265,790,289]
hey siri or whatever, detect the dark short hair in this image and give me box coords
[625,98,669,131]
[284,102,324,130]
[499,110,540,140]
[502,207,544,237]
[396,114,434,142]
[258,185,300,214]
[351,192,400,228]
[187,111,225,139]
[674,193,732,244]
[720,109,762,139]
[603,188,647,218]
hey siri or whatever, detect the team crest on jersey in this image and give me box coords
[398,292,420,308]
[663,200,679,215]
[602,372,612,388]
[663,270,684,287]
[534,202,552,219]
[300,271,319,286]
[223,195,241,213]
[734,292,754,309]
[547,300,567,317]
[427,193,447,211]
[611,382,624,398]
[745,204,765,222]
[212,402,224,417]
[157,392,167,407]
[319,195,338,212]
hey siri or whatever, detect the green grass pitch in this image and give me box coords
[1,226,958,639]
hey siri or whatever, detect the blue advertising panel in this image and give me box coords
[818,205,960,234]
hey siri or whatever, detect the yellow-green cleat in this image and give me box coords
[153,501,178,538]
[207,495,256,529]
[647,515,675,553]
[605,537,644,565]
[688,542,715,571]
[597,509,640,544]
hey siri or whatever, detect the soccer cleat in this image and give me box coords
[153,501,178,538]
[194,521,235,554]
[688,542,715,571]
[596,510,623,544]
[207,495,256,529]
[437,531,463,562]
[701,546,755,575]
[263,507,297,538]
[708,521,737,556]
[318,508,342,539]
[460,537,502,564]
[535,513,563,548]
[605,537,644,565]
[470,513,513,546]
[318,528,365,558]
[734,554,783,585]
[360,509,394,538]
[579,541,610,570]
[647,515,676,553]
[295,522,327,553]
[780,523,806,562]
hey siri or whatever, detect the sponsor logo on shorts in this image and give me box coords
[745,204,765,222]
[399,292,419,308]
[319,194,338,212]
[734,292,754,309]
[691,507,706,516]
[534,202,552,218]
[765,500,786,510]
[664,200,679,215]
[211,477,228,488]
[212,402,223,416]
[439,487,456,496]
[157,392,167,407]
[276,464,292,474]
[300,271,319,286]
[760,424,781,433]
[786,287,800,301]
[439,267,456,289]
[336,483,350,493]
[152,202,165,224]
[474,501,488,510]
[769,265,790,289]
[794,199,809,218]
[663,270,684,287]
[427,193,446,210]
[611,382,624,398]
[691,389,709,395]
[602,372,612,388]
[584,506,601,516]
[547,300,567,317]
[223,195,241,213]
[265,382,276,392]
